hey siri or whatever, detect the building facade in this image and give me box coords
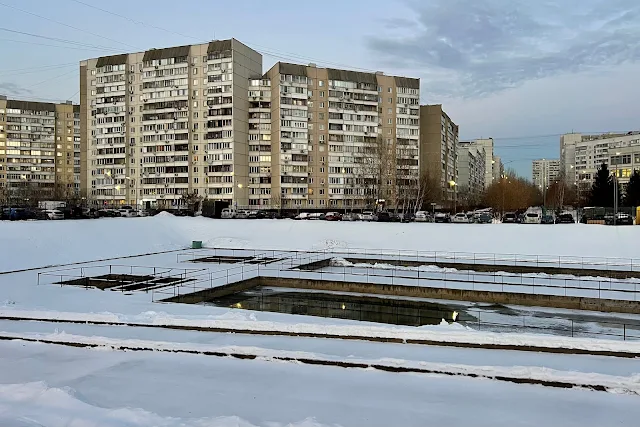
[492,155,503,183]
[609,142,640,189]
[457,141,486,198]
[472,138,495,189]
[532,159,560,190]
[0,96,80,204]
[263,63,420,211]
[80,39,262,209]
[81,41,421,211]
[560,132,640,192]
[419,104,458,202]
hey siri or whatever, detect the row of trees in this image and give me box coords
[588,163,640,208]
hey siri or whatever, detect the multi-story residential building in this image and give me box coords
[0,96,80,204]
[419,104,458,201]
[532,159,560,190]
[609,143,640,190]
[492,155,503,183]
[80,39,262,209]
[457,141,486,197]
[472,138,495,189]
[560,132,640,192]
[262,62,420,211]
[81,41,420,211]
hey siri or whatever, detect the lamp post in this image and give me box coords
[614,152,621,225]
[125,176,136,209]
[448,180,457,213]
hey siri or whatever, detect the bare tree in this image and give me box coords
[269,192,282,214]
[181,191,203,213]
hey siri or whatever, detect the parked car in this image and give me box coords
[503,212,517,223]
[434,212,451,223]
[359,211,374,221]
[452,212,469,223]
[466,212,476,223]
[609,212,634,225]
[375,211,392,222]
[541,214,555,224]
[118,206,138,217]
[98,209,121,217]
[294,212,309,220]
[555,212,575,224]
[477,213,493,224]
[414,211,430,223]
[325,212,342,221]
[341,212,357,221]
[308,213,326,220]
[44,209,65,220]
[235,210,251,219]
[524,212,542,224]
[399,212,415,223]
[221,208,236,219]
[247,211,259,219]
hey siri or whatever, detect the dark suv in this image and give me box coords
[503,212,517,223]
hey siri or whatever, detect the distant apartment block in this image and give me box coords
[457,141,486,196]
[609,143,640,190]
[532,159,560,190]
[419,104,458,201]
[0,96,80,203]
[492,155,503,183]
[560,131,640,191]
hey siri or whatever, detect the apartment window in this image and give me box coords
[194,177,199,183]
[194,112,199,118]
[319,102,324,108]
[388,87,392,93]
[387,118,392,124]
[388,98,392,103]
[193,101,198,108]
[193,79,198,86]
[320,91,325,98]
[319,81,324,87]
[193,68,198,75]
[388,108,392,114]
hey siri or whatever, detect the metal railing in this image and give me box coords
[178,246,640,274]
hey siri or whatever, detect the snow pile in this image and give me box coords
[0,382,330,427]
[2,216,640,272]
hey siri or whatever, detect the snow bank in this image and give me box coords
[2,216,640,272]
[2,308,640,354]
[3,332,640,394]
[0,382,329,427]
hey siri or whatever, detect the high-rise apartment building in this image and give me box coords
[419,104,458,201]
[492,155,503,182]
[81,42,421,211]
[457,141,486,197]
[472,138,496,189]
[263,62,420,210]
[80,39,262,209]
[0,96,80,203]
[560,131,640,191]
[532,159,560,190]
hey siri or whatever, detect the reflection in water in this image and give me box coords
[203,287,469,327]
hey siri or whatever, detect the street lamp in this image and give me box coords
[448,180,457,213]
[125,176,136,209]
[614,152,621,225]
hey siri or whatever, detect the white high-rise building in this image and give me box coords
[560,132,640,192]
[80,39,262,209]
[473,138,495,188]
[532,159,560,191]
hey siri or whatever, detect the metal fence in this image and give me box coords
[177,246,640,274]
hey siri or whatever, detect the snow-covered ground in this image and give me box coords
[2,215,640,426]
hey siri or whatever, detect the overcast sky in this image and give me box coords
[1,0,638,178]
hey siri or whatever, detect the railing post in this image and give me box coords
[624,323,627,341]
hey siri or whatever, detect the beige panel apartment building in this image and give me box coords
[80,39,261,209]
[419,104,458,202]
[81,41,420,211]
[0,96,80,204]
[457,141,486,197]
[260,62,420,211]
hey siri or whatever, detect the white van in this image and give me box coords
[221,208,237,219]
[524,212,542,224]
